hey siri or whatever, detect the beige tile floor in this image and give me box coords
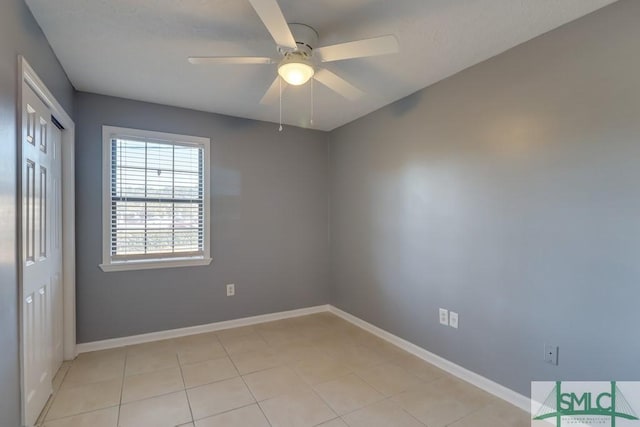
[37,313,530,427]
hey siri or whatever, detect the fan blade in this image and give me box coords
[315,35,399,63]
[188,56,273,65]
[314,69,364,101]
[260,76,288,104]
[248,0,297,49]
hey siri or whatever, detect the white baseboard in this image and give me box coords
[328,305,531,413]
[75,303,530,412]
[76,305,330,354]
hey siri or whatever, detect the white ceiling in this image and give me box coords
[26,0,616,131]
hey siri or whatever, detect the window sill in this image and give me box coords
[99,257,212,272]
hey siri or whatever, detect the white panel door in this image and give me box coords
[21,84,62,426]
[50,121,63,375]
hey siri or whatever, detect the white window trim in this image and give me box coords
[99,125,212,272]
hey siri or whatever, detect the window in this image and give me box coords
[100,126,211,271]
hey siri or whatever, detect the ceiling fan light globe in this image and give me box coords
[278,62,314,86]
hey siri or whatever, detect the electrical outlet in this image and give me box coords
[226,284,235,297]
[439,308,449,325]
[544,344,559,365]
[449,311,458,329]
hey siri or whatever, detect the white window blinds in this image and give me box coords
[109,136,205,261]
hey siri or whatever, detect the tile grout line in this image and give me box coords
[244,320,371,424]
[387,394,429,427]
[306,387,340,423]
[176,353,196,426]
[337,394,428,426]
[220,334,275,427]
[394,396,429,427]
[116,388,192,406]
[304,363,344,422]
[318,361,430,426]
[116,349,128,426]
[311,375,381,420]
[271,322,369,421]
[442,400,494,427]
[349,360,432,396]
[42,357,126,423]
[350,367,398,396]
[41,405,122,424]
[193,402,260,424]
[305,321,428,423]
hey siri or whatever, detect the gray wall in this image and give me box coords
[328,0,640,397]
[75,92,329,343]
[0,0,74,425]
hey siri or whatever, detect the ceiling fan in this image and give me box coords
[188,0,399,105]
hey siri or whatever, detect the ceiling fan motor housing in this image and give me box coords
[278,23,319,57]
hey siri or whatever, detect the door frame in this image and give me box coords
[17,56,76,414]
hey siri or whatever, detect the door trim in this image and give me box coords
[18,57,76,363]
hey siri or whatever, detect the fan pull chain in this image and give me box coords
[310,78,314,126]
[278,76,283,132]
